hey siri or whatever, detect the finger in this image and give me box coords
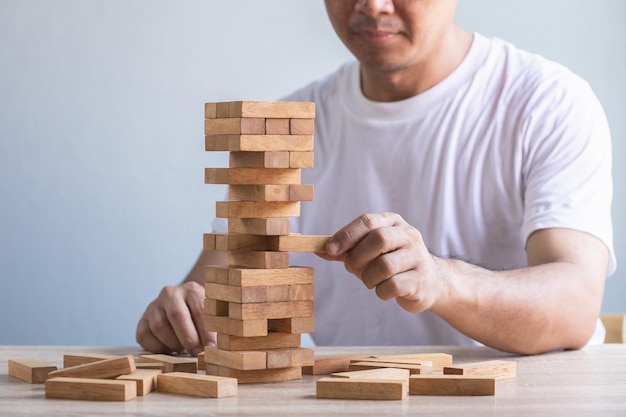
[186,289,210,354]
[146,306,185,353]
[165,296,202,355]
[326,212,406,256]
[374,270,420,301]
[136,316,169,353]
[360,246,416,289]
[344,225,414,276]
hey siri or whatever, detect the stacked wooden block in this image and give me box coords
[203,101,326,383]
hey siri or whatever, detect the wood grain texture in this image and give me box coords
[204,118,265,135]
[267,317,316,334]
[348,361,432,375]
[302,354,370,375]
[63,353,118,368]
[408,375,496,396]
[227,101,315,119]
[206,364,302,384]
[116,369,161,396]
[205,168,301,185]
[331,368,410,380]
[366,353,453,372]
[269,234,330,252]
[229,300,314,320]
[137,354,197,374]
[229,135,313,152]
[216,333,301,351]
[204,347,267,371]
[228,217,291,235]
[443,360,516,380]
[265,118,290,134]
[205,283,267,303]
[157,372,238,398]
[317,377,407,400]
[227,266,314,286]
[289,151,314,168]
[45,377,137,401]
[289,118,314,135]
[228,251,290,269]
[204,315,268,337]
[8,358,57,383]
[229,151,290,168]
[47,355,135,380]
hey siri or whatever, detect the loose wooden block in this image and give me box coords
[265,118,290,134]
[205,168,301,185]
[8,358,57,383]
[229,300,314,320]
[229,134,314,152]
[204,347,267,371]
[331,367,410,380]
[117,368,161,396]
[289,118,315,135]
[317,377,407,400]
[206,364,302,384]
[228,101,315,119]
[204,315,268,337]
[268,316,315,334]
[366,353,453,372]
[205,283,267,303]
[229,266,314,286]
[45,377,137,401]
[228,251,290,269]
[217,333,301,351]
[205,134,230,151]
[157,372,238,398]
[135,362,166,371]
[229,151,290,168]
[204,298,230,316]
[229,184,291,202]
[303,354,369,375]
[63,353,119,368]
[204,117,265,135]
[137,354,197,374]
[443,360,517,380]
[228,217,291,236]
[289,151,314,168]
[348,361,432,375]
[408,375,496,396]
[268,234,330,253]
[47,355,135,380]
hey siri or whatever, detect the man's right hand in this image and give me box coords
[135,281,214,356]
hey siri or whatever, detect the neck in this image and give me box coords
[360,26,473,102]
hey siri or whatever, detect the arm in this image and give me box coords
[135,249,227,355]
[322,212,608,354]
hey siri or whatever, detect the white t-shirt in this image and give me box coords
[215,33,615,346]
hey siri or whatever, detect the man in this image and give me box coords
[136,0,614,356]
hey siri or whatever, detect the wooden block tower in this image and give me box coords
[203,100,323,383]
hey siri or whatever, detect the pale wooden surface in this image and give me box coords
[2,345,625,416]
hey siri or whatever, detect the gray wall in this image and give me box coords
[0,0,623,346]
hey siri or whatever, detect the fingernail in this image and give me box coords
[326,240,341,255]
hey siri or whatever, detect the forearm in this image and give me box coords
[182,250,228,285]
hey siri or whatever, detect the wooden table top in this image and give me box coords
[1,344,625,416]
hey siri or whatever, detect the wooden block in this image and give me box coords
[205,265,230,284]
[204,298,230,316]
[367,353,453,372]
[289,347,315,367]
[216,102,230,118]
[205,134,230,151]
[228,251,290,269]
[409,375,496,396]
[206,364,302,384]
[268,234,329,252]
[204,315,268,337]
[63,353,119,368]
[137,354,197,373]
[135,362,166,371]
[268,316,315,334]
[197,352,205,371]
[206,283,267,303]
[229,300,314,320]
[117,369,161,396]
[317,377,407,400]
[289,184,314,201]
[229,151,290,168]
[217,201,300,218]
[290,118,314,135]
[288,284,315,301]
[8,358,57,383]
[45,377,136,401]
[265,118,290,134]
[228,101,315,119]
[210,233,270,252]
[47,355,135,380]
[228,217,290,236]
[205,168,301,185]
[331,368,410,380]
[348,361,432,375]
[303,354,369,375]
[229,184,291,201]
[266,284,290,302]
[262,347,314,369]
[205,102,217,119]
[217,333,301,351]
[204,118,265,135]
[204,347,267,371]
[203,233,217,250]
[289,151,314,168]
[443,360,517,380]
[229,266,314,286]
[157,372,237,398]
[230,134,313,152]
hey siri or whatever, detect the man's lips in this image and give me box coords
[352,29,400,45]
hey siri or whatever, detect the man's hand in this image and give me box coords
[136,281,215,356]
[321,212,446,313]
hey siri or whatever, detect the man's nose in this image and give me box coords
[354,0,395,15]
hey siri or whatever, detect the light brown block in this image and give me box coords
[157,372,237,398]
[137,354,197,374]
[8,358,57,383]
[45,377,136,401]
[288,183,314,200]
[367,353,453,372]
[117,369,161,396]
[331,368,410,380]
[63,353,119,368]
[265,285,291,302]
[205,134,230,151]
[229,184,291,202]
[269,234,330,252]
[197,352,205,371]
[204,298,230,316]
[408,375,496,396]
[217,333,301,351]
[289,151,314,168]
[266,349,291,369]
[205,168,301,185]
[229,151,290,168]
[228,217,291,236]
[228,251,290,269]
[135,362,166,371]
[212,233,270,252]
[303,354,369,375]
[443,360,517,380]
[215,102,230,118]
[288,284,315,301]
[47,355,135,380]
[228,101,315,119]
[205,265,230,284]
[205,102,217,119]
[317,377,407,400]
[229,134,313,152]
[229,300,314,320]
[265,118,290,134]
[229,266,314,286]
[268,316,315,334]
[290,118,315,135]
[204,347,267,371]
[204,117,265,135]
[204,315,268,337]
[206,364,302,384]
[205,283,267,303]
[348,361,432,375]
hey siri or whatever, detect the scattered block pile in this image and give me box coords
[8,352,237,401]
[203,101,327,383]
